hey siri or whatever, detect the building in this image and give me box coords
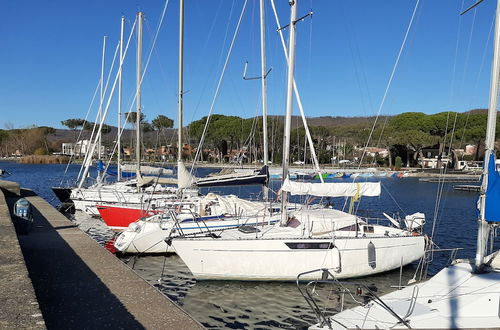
[61,140,91,157]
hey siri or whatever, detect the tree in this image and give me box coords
[126,112,145,125]
[61,118,85,130]
[61,118,86,140]
[152,115,174,131]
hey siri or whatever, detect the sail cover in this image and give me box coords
[177,161,196,188]
[281,178,381,197]
[484,153,500,222]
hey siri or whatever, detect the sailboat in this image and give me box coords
[170,0,426,281]
[61,12,201,218]
[305,1,500,329]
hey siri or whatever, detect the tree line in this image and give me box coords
[0,110,495,166]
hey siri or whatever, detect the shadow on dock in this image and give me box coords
[0,180,203,329]
[12,199,145,329]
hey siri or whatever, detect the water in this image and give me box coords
[1,160,495,329]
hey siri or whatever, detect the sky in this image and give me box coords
[0,0,497,130]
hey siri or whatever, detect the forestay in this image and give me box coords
[281,178,381,197]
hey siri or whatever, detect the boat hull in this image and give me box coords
[97,204,160,231]
[172,235,425,281]
[114,216,279,254]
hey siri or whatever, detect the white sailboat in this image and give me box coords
[68,12,198,217]
[170,0,426,281]
[112,0,271,249]
[307,1,500,328]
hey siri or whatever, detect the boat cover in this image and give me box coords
[178,161,196,188]
[293,208,358,234]
[281,178,381,197]
[211,195,267,216]
[485,153,500,222]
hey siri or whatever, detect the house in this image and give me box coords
[361,147,389,158]
[61,140,91,157]
[419,143,453,169]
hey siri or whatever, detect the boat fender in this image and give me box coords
[368,241,376,269]
[13,198,33,234]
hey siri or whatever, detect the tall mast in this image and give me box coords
[476,0,500,271]
[98,36,106,174]
[280,0,298,226]
[117,16,125,181]
[136,12,143,176]
[260,0,269,201]
[178,0,184,163]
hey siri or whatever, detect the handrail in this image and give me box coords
[297,268,412,329]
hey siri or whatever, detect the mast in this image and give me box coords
[260,0,269,201]
[280,0,298,226]
[117,16,125,181]
[136,12,143,177]
[98,36,106,183]
[178,0,184,163]
[476,0,500,271]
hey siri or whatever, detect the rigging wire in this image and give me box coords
[458,15,495,152]
[430,0,467,244]
[58,78,100,186]
[356,0,421,169]
[186,0,226,147]
[189,0,249,175]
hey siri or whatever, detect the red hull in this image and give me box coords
[97,204,161,231]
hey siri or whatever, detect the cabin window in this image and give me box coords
[363,225,374,233]
[337,224,359,231]
[285,242,334,249]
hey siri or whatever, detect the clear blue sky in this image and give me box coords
[0,0,497,130]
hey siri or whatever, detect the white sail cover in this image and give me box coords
[281,178,381,197]
[213,195,267,216]
[121,164,174,176]
[136,171,177,186]
[293,208,359,234]
[177,161,196,188]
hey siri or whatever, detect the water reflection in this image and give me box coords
[2,161,497,329]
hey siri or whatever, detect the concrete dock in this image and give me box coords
[0,180,204,329]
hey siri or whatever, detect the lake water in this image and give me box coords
[1,160,495,329]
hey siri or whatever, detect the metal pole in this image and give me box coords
[117,16,124,181]
[280,0,297,226]
[136,12,143,177]
[178,0,184,163]
[260,0,269,201]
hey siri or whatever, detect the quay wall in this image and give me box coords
[0,181,45,329]
[0,180,204,329]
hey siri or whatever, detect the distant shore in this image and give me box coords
[0,157,481,179]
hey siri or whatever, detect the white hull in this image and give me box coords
[172,234,425,281]
[317,254,500,329]
[114,215,280,254]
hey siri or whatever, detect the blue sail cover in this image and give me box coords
[96,160,136,178]
[484,153,500,222]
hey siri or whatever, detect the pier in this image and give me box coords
[0,180,203,329]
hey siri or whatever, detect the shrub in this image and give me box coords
[395,156,402,170]
[33,147,48,155]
